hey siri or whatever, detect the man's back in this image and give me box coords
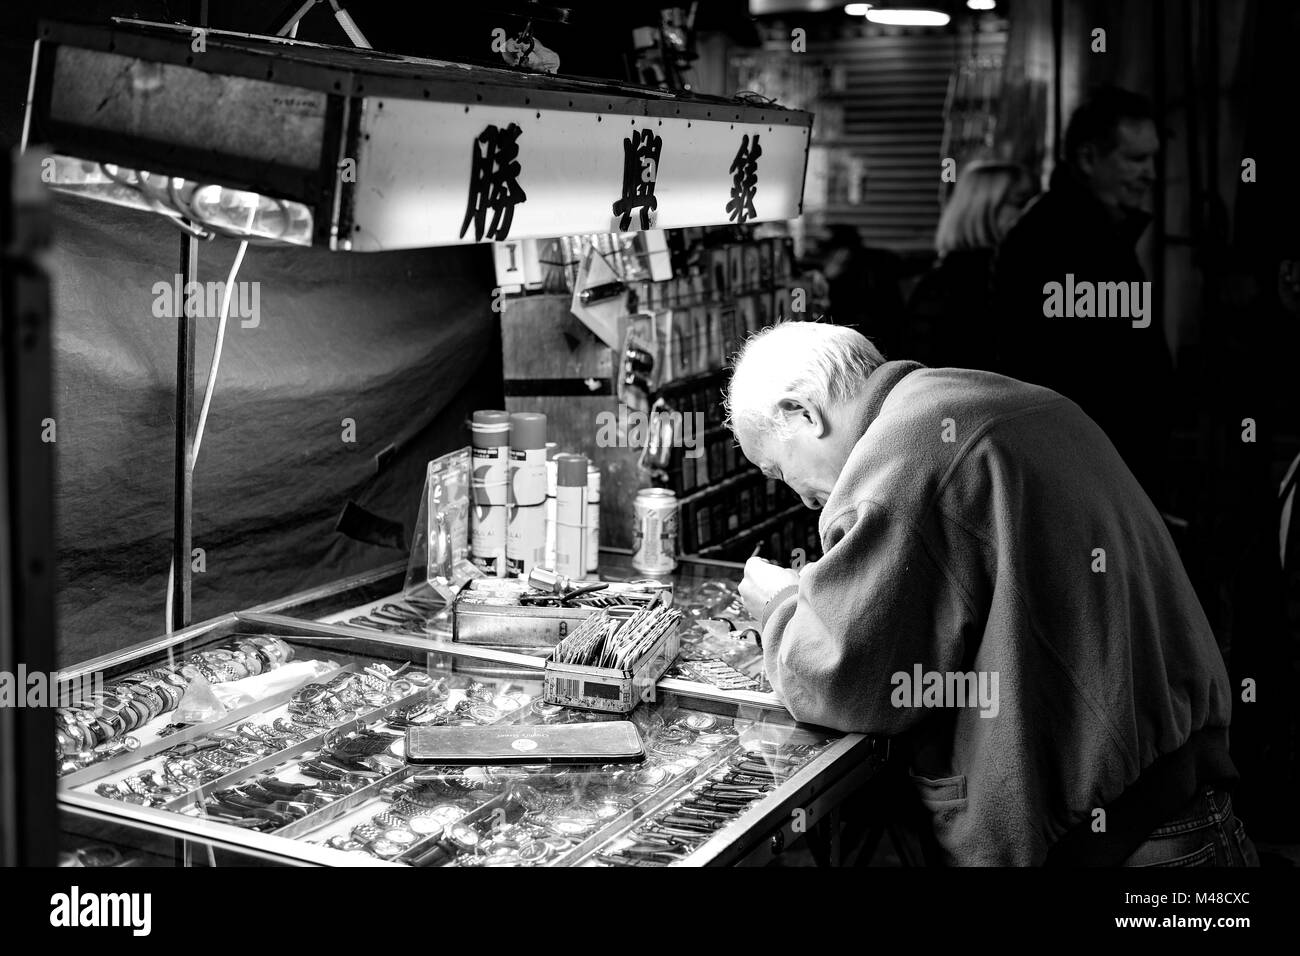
[762,363,1234,863]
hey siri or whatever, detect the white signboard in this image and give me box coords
[348,98,811,251]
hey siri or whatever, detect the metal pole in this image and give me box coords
[172,234,198,632]
[0,150,58,867]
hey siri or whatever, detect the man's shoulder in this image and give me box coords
[834,367,1075,518]
[881,366,1066,420]
[862,367,1073,466]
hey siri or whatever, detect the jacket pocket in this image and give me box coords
[908,771,968,806]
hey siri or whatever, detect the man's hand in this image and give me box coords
[739,558,801,622]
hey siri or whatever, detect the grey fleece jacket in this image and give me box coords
[759,361,1235,865]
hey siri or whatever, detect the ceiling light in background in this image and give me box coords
[967,0,997,11]
[844,3,873,14]
[865,7,951,26]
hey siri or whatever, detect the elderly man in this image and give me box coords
[728,321,1253,866]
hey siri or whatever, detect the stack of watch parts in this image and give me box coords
[92,661,433,808]
[57,636,295,775]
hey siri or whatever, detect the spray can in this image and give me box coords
[554,453,589,580]
[470,409,510,576]
[509,412,548,506]
[586,463,601,574]
[506,413,548,576]
[544,442,558,568]
[507,503,547,577]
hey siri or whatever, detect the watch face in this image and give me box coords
[369,839,402,859]
[517,841,549,863]
[407,815,444,836]
[635,767,668,788]
[548,816,596,837]
[684,714,718,732]
[383,827,418,846]
[447,823,479,850]
[595,800,630,820]
[694,732,730,746]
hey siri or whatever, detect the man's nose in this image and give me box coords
[801,494,821,510]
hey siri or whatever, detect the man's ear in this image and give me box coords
[776,397,827,437]
[1076,143,1098,177]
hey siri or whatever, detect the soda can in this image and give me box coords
[633,488,678,575]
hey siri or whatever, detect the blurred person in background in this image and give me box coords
[819,223,906,358]
[994,86,1173,509]
[904,161,1037,369]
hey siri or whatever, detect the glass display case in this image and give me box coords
[56,555,884,867]
[244,552,771,694]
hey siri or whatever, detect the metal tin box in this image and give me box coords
[452,578,671,648]
[543,622,681,714]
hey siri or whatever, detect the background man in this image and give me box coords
[994,86,1173,508]
[728,321,1251,866]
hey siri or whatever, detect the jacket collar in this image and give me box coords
[859,360,926,435]
[819,359,924,532]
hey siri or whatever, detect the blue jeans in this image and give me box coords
[1121,787,1259,866]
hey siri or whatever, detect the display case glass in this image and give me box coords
[56,609,874,867]
[245,552,771,693]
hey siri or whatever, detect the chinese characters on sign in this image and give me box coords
[726,133,762,224]
[612,128,664,231]
[461,123,527,241]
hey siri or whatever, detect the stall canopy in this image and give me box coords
[26,19,813,250]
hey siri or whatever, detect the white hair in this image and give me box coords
[724,321,885,439]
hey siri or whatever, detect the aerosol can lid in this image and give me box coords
[509,412,547,449]
[555,453,589,486]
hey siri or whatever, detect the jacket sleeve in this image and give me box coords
[761,498,977,734]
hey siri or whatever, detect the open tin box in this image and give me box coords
[451,577,673,649]
[543,608,682,715]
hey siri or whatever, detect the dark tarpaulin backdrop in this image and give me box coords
[49,193,502,666]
